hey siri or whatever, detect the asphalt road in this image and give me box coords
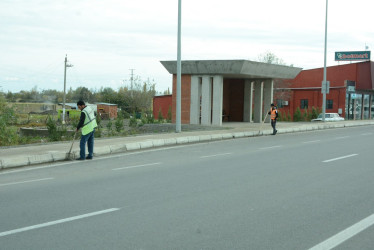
[1,125,374,249]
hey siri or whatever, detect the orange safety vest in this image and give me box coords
[270,108,277,120]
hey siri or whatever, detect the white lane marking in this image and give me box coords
[309,213,374,250]
[0,178,54,187]
[259,145,282,150]
[200,153,232,159]
[361,133,373,136]
[112,162,162,171]
[303,140,321,144]
[323,154,358,163]
[335,136,350,140]
[0,208,120,237]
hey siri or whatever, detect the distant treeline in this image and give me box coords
[1,81,161,114]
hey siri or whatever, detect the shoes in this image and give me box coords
[76,158,85,161]
[86,156,93,160]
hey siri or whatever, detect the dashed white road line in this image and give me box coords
[361,133,373,136]
[200,153,232,159]
[259,145,282,150]
[0,208,120,237]
[303,140,321,144]
[112,162,162,171]
[309,213,374,250]
[323,154,358,163]
[335,136,350,140]
[0,178,54,187]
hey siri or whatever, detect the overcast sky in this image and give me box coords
[0,0,373,93]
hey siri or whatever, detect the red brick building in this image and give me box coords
[153,95,172,119]
[97,103,118,119]
[275,61,374,120]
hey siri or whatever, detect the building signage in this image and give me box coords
[345,80,356,93]
[335,51,371,61]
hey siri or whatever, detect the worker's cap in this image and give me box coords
[270,103,275,106]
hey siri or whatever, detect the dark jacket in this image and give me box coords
[76,112,86,130]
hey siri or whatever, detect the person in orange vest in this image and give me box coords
[268,103,278,135]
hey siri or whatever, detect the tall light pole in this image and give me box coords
[62,55,73,124]
[322,0,328,122]
[176,0,182,133]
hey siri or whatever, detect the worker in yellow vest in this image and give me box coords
[76,100,97,160]
[268,103,278,135]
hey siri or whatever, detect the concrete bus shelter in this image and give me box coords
[161,60,302,126]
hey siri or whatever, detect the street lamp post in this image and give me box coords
[62,55,73,124]
[176,0,182,133]
[322,0,329,122]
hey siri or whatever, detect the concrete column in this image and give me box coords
[369,94,373,119]
[190,76,200,124]
[212,75,223,126]
[243,80,253,122]
[263,79,274,123]
[201,76,212,125]
[253,80,263,123]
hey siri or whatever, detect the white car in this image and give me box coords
[311,113,344,122]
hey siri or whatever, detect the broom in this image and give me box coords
[258,111,269,135]
[66,131,77,160]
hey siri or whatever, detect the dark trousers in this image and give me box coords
[80,129,95,159]
[271,119,277,135]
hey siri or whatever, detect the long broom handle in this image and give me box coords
[68,131,77,154]
[259,110,270,132]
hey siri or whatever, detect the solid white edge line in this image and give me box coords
[112,162,162,171]
[323,154,358,163]
[0,142,214,176]
[200,153,232,159]
[0,208,120,237]
[309,213,374,250]
[0,178,54,187]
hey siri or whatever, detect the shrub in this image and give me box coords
[147,114,155,124]
[293,107,302,122]
[311,106,319,120]
[106,120,113,131]
[115,113,124,132]
[46,116,66,141]
[303,108,308,121]
[158,108,164,123]
[129,113,137,127]
[167,106,172,123]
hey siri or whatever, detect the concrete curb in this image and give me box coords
[1,121,373,169]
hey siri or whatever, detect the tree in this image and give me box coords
[257,51,287,65]
[257,52,294,104]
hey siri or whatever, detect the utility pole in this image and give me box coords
[62,55,73,124]
[176,0,182,133]
[321,0,328,122]
[129,69,135,90]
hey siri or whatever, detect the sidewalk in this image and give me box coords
[1,120,374,169]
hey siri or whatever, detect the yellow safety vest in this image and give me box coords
[81,106,97,135]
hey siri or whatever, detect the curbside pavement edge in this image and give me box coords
[1,121,374,170]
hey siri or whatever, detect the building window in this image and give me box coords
[277,99,283,108]
[326,99,333,109]
[300,99,308,109]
